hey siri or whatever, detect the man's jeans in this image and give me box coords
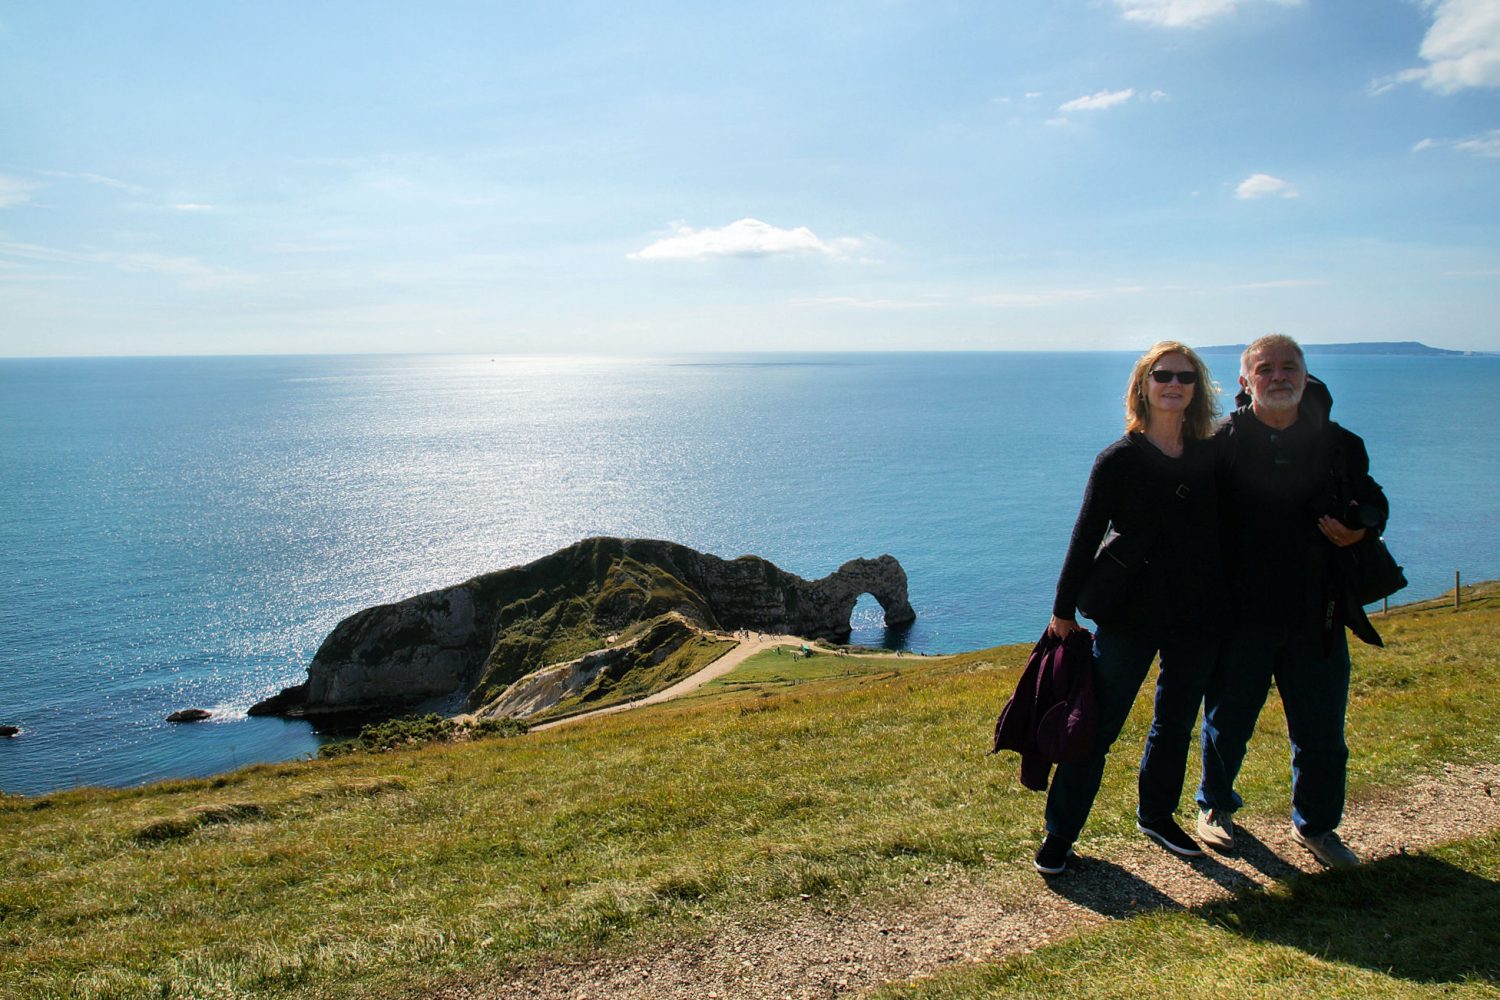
[1044,628,1217,845]
[1197,623,1351,837]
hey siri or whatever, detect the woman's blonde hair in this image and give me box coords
[1123,340,1219,440]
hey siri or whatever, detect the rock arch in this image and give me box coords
[250,538,918,719]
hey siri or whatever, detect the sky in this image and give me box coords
[2,0,1499,356]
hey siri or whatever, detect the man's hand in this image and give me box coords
[1318,515,1366,548]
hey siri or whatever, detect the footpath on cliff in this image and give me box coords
[532,633,907,733]
[434,759,1500,1000]
[428,623,1500,1000]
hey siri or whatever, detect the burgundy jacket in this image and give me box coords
[991,629,1097,791]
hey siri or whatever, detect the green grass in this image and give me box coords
[877,832,1500,999]
[317,714,529,759]
[2,585,1497,998]
[696,644,907,692]
[530,627,736,722]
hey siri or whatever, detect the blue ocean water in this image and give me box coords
[3,352,1497,796]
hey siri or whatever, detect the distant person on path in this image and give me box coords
[1035,342,1227,876]
[1196,334,1388,869]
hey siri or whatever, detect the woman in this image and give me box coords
[1034,341,1226,876]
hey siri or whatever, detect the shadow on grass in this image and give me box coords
[1202,852,1500,984]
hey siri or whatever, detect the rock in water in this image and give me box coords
[0,725,20,738]
[250,536,916,720]
[167,709,212,723]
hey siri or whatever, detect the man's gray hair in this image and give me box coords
[1241,333,1305,376]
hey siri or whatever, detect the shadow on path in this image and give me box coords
[1199,850,1500,985]
[1042,855,1182,918]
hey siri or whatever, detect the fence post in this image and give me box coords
[1455,570,1462,610]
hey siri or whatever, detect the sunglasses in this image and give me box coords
[1149,369,1199,385]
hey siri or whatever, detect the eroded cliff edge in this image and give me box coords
[250,537,915,720]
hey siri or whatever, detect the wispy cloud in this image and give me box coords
[0,239,252,288]
[629,218,868,262]
[1235,172,1300,199]
[1236,278,1327,289]
[1114,0,1303,29]
[174,203,216,212]
[1059,88,1136,112]
[795,295,943,310]
[0,176,36,208]
[37,170,148,194]
[977,286,1147,308]
[1412,128,1500,156]
[1371,0,1500,95]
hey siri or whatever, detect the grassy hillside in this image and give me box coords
[3,585,1497,998]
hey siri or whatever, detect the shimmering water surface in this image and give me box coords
[3,352,1497,795]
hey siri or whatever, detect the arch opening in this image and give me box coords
[847,591,912,650]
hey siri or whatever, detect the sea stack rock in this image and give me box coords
[250,537,917,721]
[166,709,213,723]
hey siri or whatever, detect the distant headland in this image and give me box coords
[1197,340,1490,357]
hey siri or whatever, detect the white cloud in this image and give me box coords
[1410,129,1500,156]
[1453,128,1500,156]
[1059,88,1136,112]
[1150,90,1170,101]
[1114,0,1303,29]
[1371,0,1500,94]
[174,203,215,212]
[1386,0,1500,94]
[629,218,866,261]
[0,176,36,208]
[1235,172,1300,199]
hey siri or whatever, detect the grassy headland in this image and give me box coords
[2,585,1498,998]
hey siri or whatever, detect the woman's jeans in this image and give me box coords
[1044,628,1218,844]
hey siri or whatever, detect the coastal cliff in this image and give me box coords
[250,537,916,721]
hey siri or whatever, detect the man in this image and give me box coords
[1195,334,1387,869]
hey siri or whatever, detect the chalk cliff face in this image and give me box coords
[250,537,915,720]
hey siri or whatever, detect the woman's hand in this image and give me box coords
[1049,615,1083,639]
[1318,515,1366,548]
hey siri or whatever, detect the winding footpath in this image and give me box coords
[532,633,898,733]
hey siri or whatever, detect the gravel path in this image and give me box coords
[434,761,1500,1000]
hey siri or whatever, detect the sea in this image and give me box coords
[3,351,1498,797]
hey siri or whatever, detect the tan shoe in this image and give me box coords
[1293,827,1359,869]
[1196,808,1236,851]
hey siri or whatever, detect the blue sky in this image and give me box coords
[2,0,1498,356]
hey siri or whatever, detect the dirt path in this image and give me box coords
[532,633,801,733]
[436,761,1500,1000]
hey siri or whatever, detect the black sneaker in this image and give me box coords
[1034,834,1073,875]
[1137,816,1205,857]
